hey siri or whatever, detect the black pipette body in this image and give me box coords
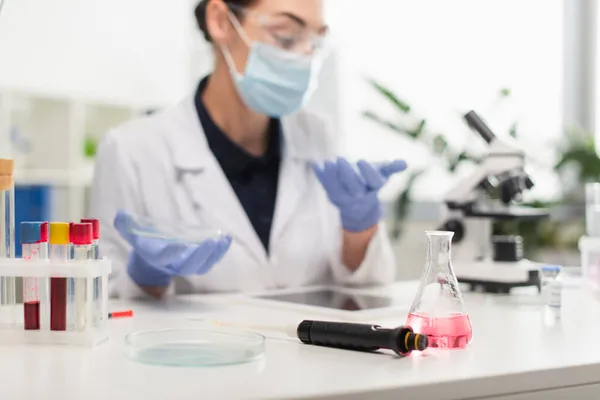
[297,320,428,356]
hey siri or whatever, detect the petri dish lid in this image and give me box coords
[124,328,265,367]
[117,210,228,244]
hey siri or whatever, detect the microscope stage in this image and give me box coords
[455,259,541,294]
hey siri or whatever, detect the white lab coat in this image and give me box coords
[90,95,397,299]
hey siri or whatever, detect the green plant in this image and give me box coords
[363,78,481,239]
[493,127,600,256]
[83,135,98,159]
[555,126,600,193]
[363,80,481,174]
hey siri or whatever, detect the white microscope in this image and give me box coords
[439,111,550,293]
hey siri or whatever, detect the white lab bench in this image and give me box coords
[1,280,600,400]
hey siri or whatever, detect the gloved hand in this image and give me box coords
[114,210,233,287]
[313,158,407,232]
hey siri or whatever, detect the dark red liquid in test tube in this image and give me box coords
[24,302,40,330]
[50,279,67,330]
[21,222,43,331]
[49,222,70,331]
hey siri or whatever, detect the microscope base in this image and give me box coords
[455,259,542,294]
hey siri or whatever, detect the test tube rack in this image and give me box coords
[0,258,111,347]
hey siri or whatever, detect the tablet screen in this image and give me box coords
[256,289,399,311]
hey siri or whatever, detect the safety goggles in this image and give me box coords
[226,2,329,55]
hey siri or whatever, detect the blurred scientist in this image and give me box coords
[90,0,407,299]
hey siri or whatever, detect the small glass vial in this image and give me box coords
[541,265,562,320]
[586,183,600,237]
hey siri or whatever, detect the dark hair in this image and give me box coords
[195,0,257,42]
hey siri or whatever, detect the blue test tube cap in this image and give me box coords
[20,222,42,244]
[541,265,561,272]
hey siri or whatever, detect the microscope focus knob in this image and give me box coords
[439,219,465,244]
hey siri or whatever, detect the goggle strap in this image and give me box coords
[221,45,244,79]
[227,10,252,47]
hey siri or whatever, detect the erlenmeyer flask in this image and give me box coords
[406,231,473,349]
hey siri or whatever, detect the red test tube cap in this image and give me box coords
[40,222,49,243]
[81,218,100,240]
[70,223,93,245]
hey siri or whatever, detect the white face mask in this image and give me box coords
[221,12,322,117]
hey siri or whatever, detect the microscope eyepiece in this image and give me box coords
[525,176,534,190]
[464,111,496,144]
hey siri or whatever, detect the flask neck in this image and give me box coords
[427,234,452,265]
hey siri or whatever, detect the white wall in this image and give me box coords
[0,0,194,108]
[325,0,564,202]
[305,47,342,136]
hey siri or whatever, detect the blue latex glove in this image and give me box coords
[313,158,408,232]
[114,210,233,287]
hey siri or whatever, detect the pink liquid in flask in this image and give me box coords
[406,312,472,349]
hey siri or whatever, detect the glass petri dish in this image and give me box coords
[120,211,228,244]
[124,328,265,367]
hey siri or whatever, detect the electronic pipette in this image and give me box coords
[296,320,428,356]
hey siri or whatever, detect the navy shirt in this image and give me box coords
[195,78,281,253]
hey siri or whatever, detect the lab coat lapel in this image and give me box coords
[270,157,308,246]
[167,98,268,265]
[269,117,311,248]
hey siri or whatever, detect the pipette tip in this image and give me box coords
[109,310,134,319]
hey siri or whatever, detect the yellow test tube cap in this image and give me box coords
[0,159,14,190]
[0,159,14,175]
[49,222,70,245]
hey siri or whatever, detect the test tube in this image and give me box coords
[71,223,92,331]
[21,222,42,330]
[38,222,49,329]
[39,222,49,258]
[81,218,101,326]
[0,159,15,325]
[67,222,74,327]
[50,223,69,331]
[81,219,100,259]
